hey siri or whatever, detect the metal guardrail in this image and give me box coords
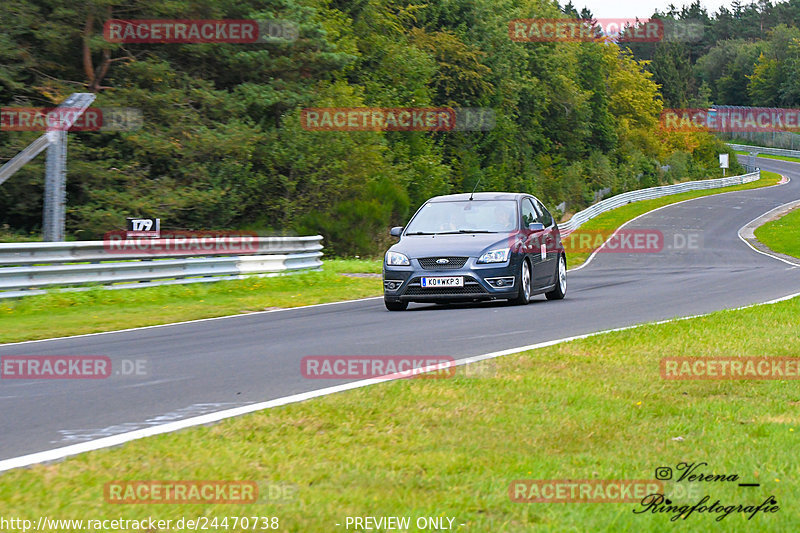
[727,143,800,159]
[0,169,761,299]
[0,236,323,299]
[559,171,761,234]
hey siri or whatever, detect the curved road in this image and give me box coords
[1,156,799,464]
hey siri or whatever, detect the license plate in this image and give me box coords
[421,276,463,288]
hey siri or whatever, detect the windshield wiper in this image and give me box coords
[406,230,498,235]
[438,229,497,234]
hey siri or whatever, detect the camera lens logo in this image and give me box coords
[655,467,673,480]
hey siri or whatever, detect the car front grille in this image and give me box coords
[418,256,469,270]
[403,276,487,296]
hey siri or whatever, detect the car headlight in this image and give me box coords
[477,248,510,263]
[385,251,410,266]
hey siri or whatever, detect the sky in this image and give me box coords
[573,0,735,19]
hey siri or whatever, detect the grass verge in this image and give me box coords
[754,207,800,260]
[0,172,781,343]
[0,261,381,344]
[1,296,798,531]
[734,151,800,163]
[564,171,782,267]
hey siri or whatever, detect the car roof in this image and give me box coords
[427,192,528,202]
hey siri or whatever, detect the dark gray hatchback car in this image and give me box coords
[383,192,567,311]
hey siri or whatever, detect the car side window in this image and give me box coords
[521,199,537,228]
[534,199,553,227]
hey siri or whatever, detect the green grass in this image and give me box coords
[758,154,800,163]
[0,172,780,343]
[754,207,800,260]
[0,228,41,242]
[565,171,782,267]
[317,257,382,274]
[2,296,798,531]
[734,151,800,163]
[0,261,381,344]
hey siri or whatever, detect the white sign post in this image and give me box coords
[719,153,729,177]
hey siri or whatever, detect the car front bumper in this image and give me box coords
[383,256,520,303]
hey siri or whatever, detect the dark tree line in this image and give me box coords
[623,0,800,108]
[1,0,732,254]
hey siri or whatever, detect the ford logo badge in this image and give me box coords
[436,258,450,264]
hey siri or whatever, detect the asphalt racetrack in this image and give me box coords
[1,155,799,463]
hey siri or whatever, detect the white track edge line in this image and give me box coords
[2,288,800,474]
[736,191,800,268]
[4,175,783,347]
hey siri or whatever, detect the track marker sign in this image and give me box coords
[126,217,160,238]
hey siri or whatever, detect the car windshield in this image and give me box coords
[405,200,518,234]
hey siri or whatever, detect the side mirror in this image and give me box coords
[528,222,545,232]
[390,226,403,237]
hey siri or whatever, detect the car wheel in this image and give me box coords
[511,259,532,305]
[545,254,567,300]
[385,300,408,311]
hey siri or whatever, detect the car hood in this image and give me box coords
[388,233,513,258]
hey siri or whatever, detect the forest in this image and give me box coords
[0,0,747,254]
[625,0,800,108]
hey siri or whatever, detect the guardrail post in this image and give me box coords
[43,130,68,242]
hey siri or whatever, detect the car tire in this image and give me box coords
[545,254,567,300]
[385,300,408,311]
[511,259,532,305]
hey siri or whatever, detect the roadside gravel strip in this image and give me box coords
[1,155,799,470]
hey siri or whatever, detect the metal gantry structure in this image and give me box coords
[0,93,96,241]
